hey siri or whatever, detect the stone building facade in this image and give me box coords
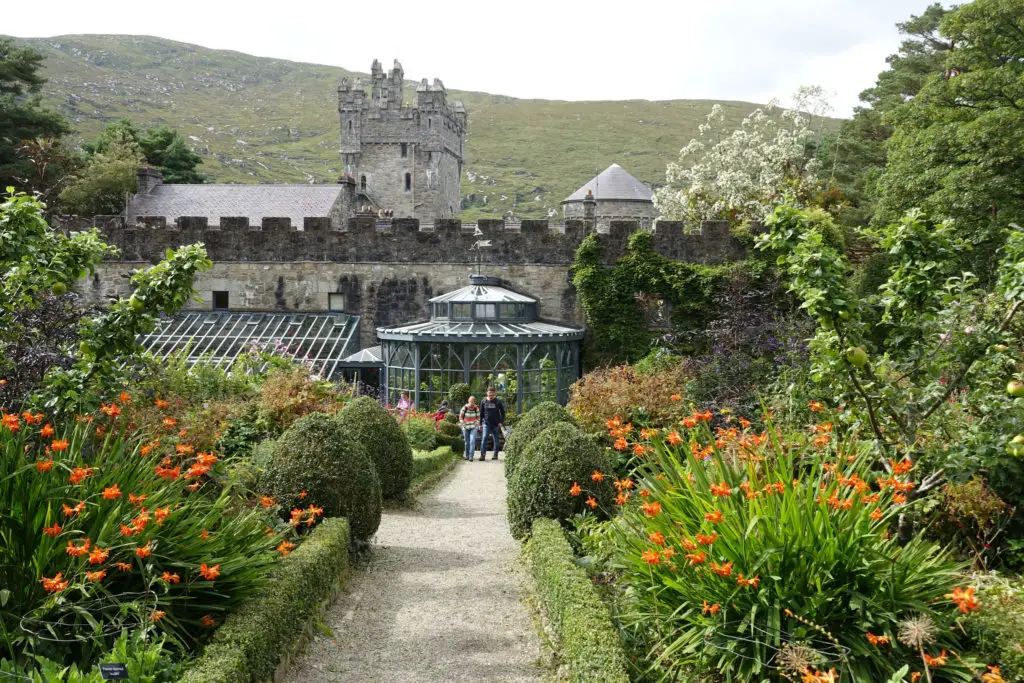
[339,60,466,220]
[563,163,658,231]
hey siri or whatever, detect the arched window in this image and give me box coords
[360,175,366,190]
[404,173,412,191]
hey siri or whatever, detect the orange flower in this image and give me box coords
[62,501,85,517]
[119,391,132,405]
[923,650,947,667]
[704,510,723,524]
[701,601,720,615]
[710,561,733,577]
[129,493,147,505]
[869,508,883,521]
[102,484,121,500]
[739,417,751,429]
[737,573,759,588]
[613,437,628,451]
[681,539,698,551]
[809,401,824,412]
[307,504,324,518]
[569,482,582,497]
[615,492,630,505]
[696,532,717,545]
[66,538,91,557]
[195,452,218,467]
[681,416,698,429]
[200,529,210,541]
[813,434,830,447]
[161,571,181,584]
[68,466,93,484]
[662,547,676,560]
[260,496,275,509]
[116,562,132,572]
[710,482,731,497]
[298,489,308,499]
[35,458,54,472]
[2,412,20,432]
[154,507,170,524]
[665,430,682,445]
[151,610,166,623]
[155,465,180,480]
[640,501,662,518]
[40,423,55,438]
[590,470,604,483]
[278,540,296,557]
[43,522,62,537]
[52,439,69,452]
[119,524,137,537]
[88,546,109,565]
[201,614,216,627]
[614,478,635,491]
[585,496,598,509]
[41,572,68,593]
[641,549,661,565]
[982,666,1006,683]
[893,493,907,505]
[155,398,170,409]
[162,417,177,429]
[86,569,106,582]
[685,552,707,565]
[199,563,221,580]
[136,542,153,558]
[946,586,980,613]
[649,531,666,546]
[670,393,682,401]
[866,632,890,646]
[100,403,121,419]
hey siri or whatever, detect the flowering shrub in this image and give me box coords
[0,400,285,668]
[256,367,345,432]
[403,410,438,452]
[575,411,984,682]
[567,362,691,436]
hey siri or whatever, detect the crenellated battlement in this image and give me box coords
[52,215,745,267]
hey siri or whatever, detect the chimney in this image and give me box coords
[136,166,163,195]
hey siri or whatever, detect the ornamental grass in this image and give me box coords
[574,410,986,682]
[0,399,287,669]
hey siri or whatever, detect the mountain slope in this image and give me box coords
[12,34,839,220]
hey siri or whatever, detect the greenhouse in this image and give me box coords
[376,275,584,412]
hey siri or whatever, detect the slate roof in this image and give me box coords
[126,184,345,227]
[563,163,653,203]
[377,319,584,343]
[431,284,535,305]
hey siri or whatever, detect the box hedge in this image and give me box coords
[504,401,578,481]
[335,396,414,500]
[525,518,630,683]
[179,517,351,683]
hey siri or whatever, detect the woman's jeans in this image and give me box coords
[463,427,478,460]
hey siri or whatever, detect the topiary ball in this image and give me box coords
[448,383,470,410]
[507,422,615,540]
[259,413,382,542]
[334,396,414,500]
[504,401,578,481]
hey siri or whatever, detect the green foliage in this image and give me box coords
[964,576,1024,678]
[447,383,470,410]
[0,630,182,682]
[875,0,1024,252]
[503,401,578,481]
[178,518,350,683]
[0,414,280,667]
[525,519,630,683]
[507,422,614,540]
[255,367,344,433]
[259,413,381,542]
[0,38,69,192]
[136,126,205,184]
[411,446,457,482]
[404,412,437,452]
[58,139,141,216]
[590,419,971,682]
[334,396,413,500]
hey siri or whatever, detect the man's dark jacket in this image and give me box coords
[480,397,506,426]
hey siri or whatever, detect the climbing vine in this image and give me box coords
[570,231,769,368]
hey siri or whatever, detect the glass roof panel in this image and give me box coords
[138,311,360,380]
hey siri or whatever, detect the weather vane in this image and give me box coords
[468,224,491,275]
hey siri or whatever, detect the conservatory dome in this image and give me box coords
[376,274,583,411]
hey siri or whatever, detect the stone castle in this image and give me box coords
[59,59,746,366]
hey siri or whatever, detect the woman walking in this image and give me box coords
[459,396,480,462]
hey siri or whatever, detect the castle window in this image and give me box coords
[428,118,431,129]
[348,119,352,132]
[360,175,366,190]
[404,173,411,191]
[212,291,229,311]
[401,143,408,157]
[328,293,345,313]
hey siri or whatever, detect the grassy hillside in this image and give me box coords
[12,34,839,220]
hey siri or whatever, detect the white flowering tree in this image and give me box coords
[654,101,823,226]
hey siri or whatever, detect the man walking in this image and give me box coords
[479,387,506,461]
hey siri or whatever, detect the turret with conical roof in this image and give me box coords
[562,163,658,230]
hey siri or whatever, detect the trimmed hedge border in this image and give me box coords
[408,445,459,496]
[178,517,351,683]
[525,518,630,683]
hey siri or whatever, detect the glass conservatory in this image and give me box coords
[377,275,584,412]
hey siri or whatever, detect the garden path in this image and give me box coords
[282,458,542,682]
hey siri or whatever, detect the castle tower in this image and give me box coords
[338,59,466,220]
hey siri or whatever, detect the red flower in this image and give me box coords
[649,531,666,546]
[585,496,598,509]
[35,459,54,472]
[136,542,153,558]
[704,510,723,524]
[710,482,731,497]
[40,423,55,438]
[641,549,661,565]
[161,571,180,584]
[86,569,106,582]
[88,546,109,565]
[102,484,121,500]
[640,501,662,518]
[43,522,62,537]
[946,586,980,613]
[201,614,216,627]
[41,573,69,593]
[710,561,733,577]
[199,563,221,580]
[701,601,720,615]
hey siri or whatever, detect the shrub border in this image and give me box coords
[409,445,458,496]
[178,517,351,683]
[524,518,630,683]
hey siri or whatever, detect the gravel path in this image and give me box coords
[282,458,542,683]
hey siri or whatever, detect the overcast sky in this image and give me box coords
[9,0,935,117]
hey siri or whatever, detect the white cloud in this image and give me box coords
[7,0,936,116]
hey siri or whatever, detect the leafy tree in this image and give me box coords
[139,126,205,183]
[0,39,70,192]
[820,4,952,227]
[653,102,822,226]
[875,0,1024,249]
